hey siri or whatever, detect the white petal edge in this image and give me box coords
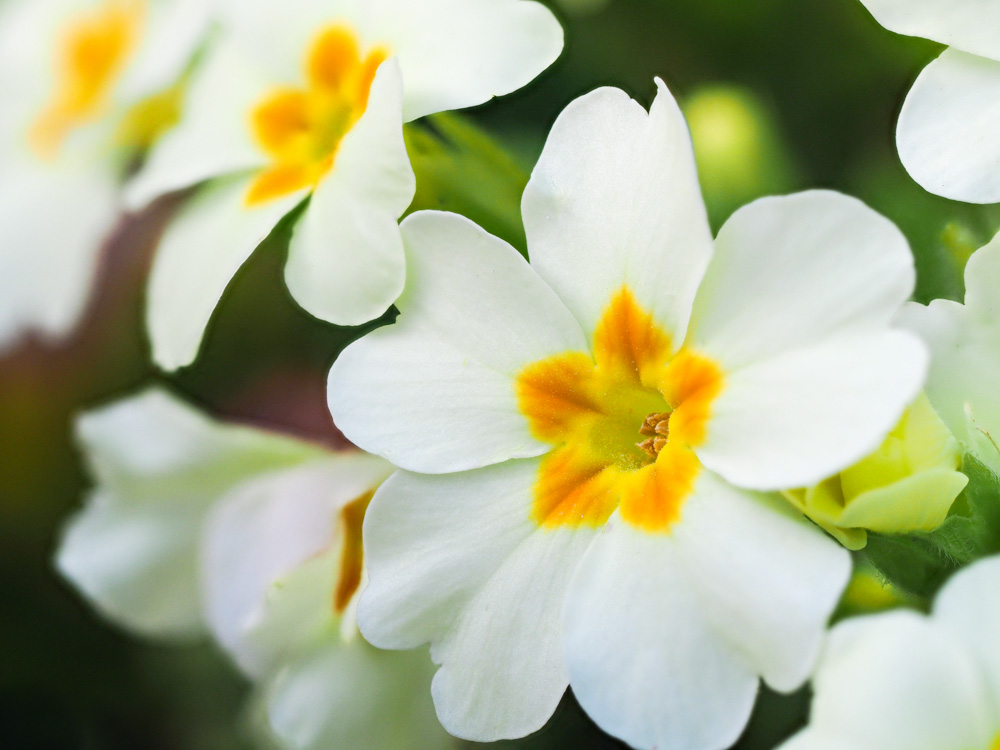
[897,49,1000,204]
[358,460,591,740]
[0,156,117,349]
[377,0,564,122]
[201,454,393,676]
[284,59,414,326]
[56,489,209,638]
[115,0,213,104]
[212,0,563,123]
[697,329,928,491]
[787,611,994,750]
[265,641,449,750]
[146,176,307,371]
[933,556,1000,712]
[328,211,586,475]
[674,473,850,693]
[857,0,1000,61]
[123,39,273,210]
[897,231,1000,464]
[563,514,758,750]
[688,190,915,370]
[56,387,322,636]
[523,78,713,342]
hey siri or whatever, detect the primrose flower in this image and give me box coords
[328,80,927,750]
[0,0,210,348]
[782,394,967,550]
[856,0,1000,202]
[56,388,451,750]
[122,0,564,371]
[898,232,1000,475]
[779,555,1000,750]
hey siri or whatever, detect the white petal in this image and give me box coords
[0,0,71,127]
[124,40,272,210]
[857,0,1000,60]
[897,234,1000,463]
[329,211,585,474]
[674,473,850,692]
[697,330,928,491]
[378,0,563,122]
[214,0,562,123]
[689,191,916,370]
[802,612,993,750]
[563,516,758,750]
[146,176,307,371]
[115,0,212,104]
[933,556,1000,711]
[265,641,448,750]
[523,79,713,341]
[56,489,208,637]
[358,461,591,740]
[201,454,393,676]
[74,387,321,487]
[0,156,117,349]
[897,50,1000,204]
[57,388,320,636]
[285,60,413,326]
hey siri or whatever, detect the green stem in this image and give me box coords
[404,113,530,256]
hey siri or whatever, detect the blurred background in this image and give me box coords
[2,0,997,747]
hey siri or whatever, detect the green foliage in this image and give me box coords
[863,454,1000,601]
[405,114,530,256]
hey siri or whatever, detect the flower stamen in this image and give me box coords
[637,412,671,458]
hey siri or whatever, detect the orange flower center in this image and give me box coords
[516,288,724,533]
[245,26,388,207]
[29,0,145,158]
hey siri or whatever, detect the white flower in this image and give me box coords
[56,387,451,750]
[898,231,1000,474]
[123,0,564,371]
[779,555,1000,750]
[856,0,1000,202]
[327,79,927,750]
[0,0,210,348]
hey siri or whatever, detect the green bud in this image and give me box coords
[783,394,968,550]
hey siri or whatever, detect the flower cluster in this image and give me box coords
[4,0,1000,749]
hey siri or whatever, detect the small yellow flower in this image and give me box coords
[783,394,967,550]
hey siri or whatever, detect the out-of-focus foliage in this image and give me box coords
[3,0,1000,748]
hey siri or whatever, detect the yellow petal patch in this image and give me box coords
[30,0,146,158]
[245,25,389,207]
[517,288,724,533]
[333,488,374,614]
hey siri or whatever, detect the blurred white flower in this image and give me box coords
[0,0,211,348]
[857,0,1000,202]
[123,0,564,370]
[56,387,451,750]
[899,231,1000,474]
[779,555,1000,750]
[327,79,926,750]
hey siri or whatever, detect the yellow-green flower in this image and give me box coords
[783,394,967,550]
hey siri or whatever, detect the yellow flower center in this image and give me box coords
[245,26,388,207]
[516,288,724,532]
[30,0,145,158]
[333,488,374,614]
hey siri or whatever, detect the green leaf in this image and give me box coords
[404,113,530,255]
